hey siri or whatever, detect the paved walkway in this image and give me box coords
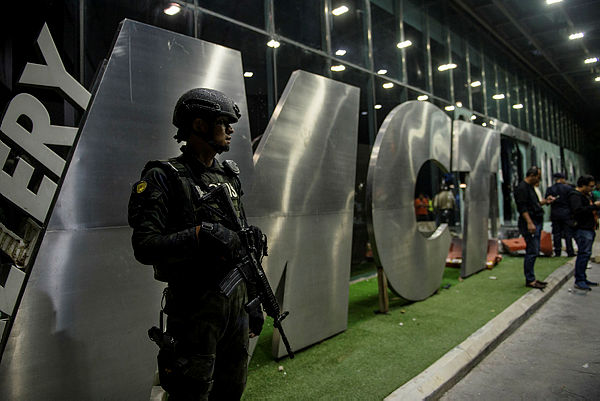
[440,257,600,400]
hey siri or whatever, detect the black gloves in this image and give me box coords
[247,303,264,337]
[196,222,244,261]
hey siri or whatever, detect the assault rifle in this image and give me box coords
[201,185,295,359]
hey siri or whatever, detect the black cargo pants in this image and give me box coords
[164,282,249,401]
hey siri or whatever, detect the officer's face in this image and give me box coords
[213,116,234,150]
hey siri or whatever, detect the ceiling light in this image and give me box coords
[459,183,467,189]
[455,101,463,108]
[492,93,505,100]
[417,95,428,101]
[482,122,487,127]
[471,114,477,120]
[377,69,387,75]
[445,105,455,111]
[382,82,394,89]
[397,40,412,49]
[330,65,346,72]
[546,0,563,4]
[361,111,368,115]
[569,32,584,40]
[595,76,600,82]
[335,49,347,56]
[163,2,182,15]
[438,63,457,71]
[470,80,481,87]
[584,57,598,64]
[243,72,253,78]
[374,104,382,109]
[332,5,349,16]
[267,39,280,48]
[512,103,524,109]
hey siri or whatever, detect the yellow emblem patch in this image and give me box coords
[136,181,147,193]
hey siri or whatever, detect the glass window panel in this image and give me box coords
[196,0,265,28]
[196,13,270,140]
[85,1,195,87]
[274,0,323,49]
[451,33,467,108]
[404,21,427,90]
[371,2,402,81]
[375,75,407,128]
[496,67,508,122]
[276,43,329,98]
[330,0,368,67]
[469,45,484,114]
[483,55,496,118]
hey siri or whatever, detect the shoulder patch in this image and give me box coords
[222,159,240,175]
[136,181,147,193]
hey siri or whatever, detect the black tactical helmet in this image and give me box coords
[172,88,241,142]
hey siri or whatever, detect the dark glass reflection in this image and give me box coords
[274,0,323,49]
[196,12,269,140]
[371,2,401,81]
[403,0,427,90]
[196,0,265,28]
[330,0,367,67]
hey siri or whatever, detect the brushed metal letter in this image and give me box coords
[244,70,360,357]
[0,265,26,315]
[367,101,452,301]
[19,23,90,110]
[1,93,78,176]
[452,120,500,277]
[0,139,56,222]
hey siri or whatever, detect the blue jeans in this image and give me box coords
[520,222,542,283]
[574,229,595,283]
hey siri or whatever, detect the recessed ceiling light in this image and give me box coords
[164,2,181,15]
[512,103,524,109]
[335,49,347,56]
[482,122,487,127]
[438,63,457,71]
[455,101,463,108]
[546,0,563,4]
[377,69,388,75]
[471,115,477,120]
[374,104,382,109]
[397,40,412,49]
[417,95,428,101]
[445,105,455,111]
[244,72,253,78]
[332,5,349,16]
[330,65,346,72]
[584,57,598,64]
[569,32,584,40]
[492,93,505,100]
[382,82,394,89]
[595,76,600,82]
[267,39,280,48]
[471,81,481,87]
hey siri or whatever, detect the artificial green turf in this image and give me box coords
[242,255,570,400]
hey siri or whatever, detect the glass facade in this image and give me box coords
[0,0,589,270]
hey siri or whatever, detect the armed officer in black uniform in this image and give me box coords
[128,88,263,400]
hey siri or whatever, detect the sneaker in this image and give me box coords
[574,281,592,291]
[585,280,599,287]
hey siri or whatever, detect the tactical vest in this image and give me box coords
[142,157,246,282]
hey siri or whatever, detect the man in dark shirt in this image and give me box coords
[545,172,575,257]
[567,174,600,291]
[514,166,555,289]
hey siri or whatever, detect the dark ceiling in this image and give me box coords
[451,0,600,118]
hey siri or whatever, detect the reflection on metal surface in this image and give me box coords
[245,70,360,357]
[0,20,252,399]
[367,101,452,301]
[452,121,500,277]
